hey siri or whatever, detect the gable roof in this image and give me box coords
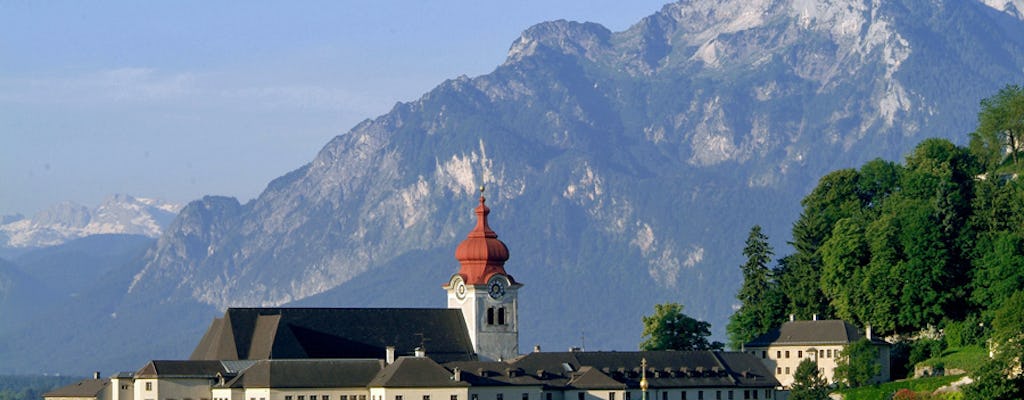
[225,359,383,388]
[43,379,108,398]
[190,308,475,363]
[369,356,469,388]
[744,320,885,347]
[135,360,232,378]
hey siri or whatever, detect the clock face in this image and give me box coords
[488,281,505,299]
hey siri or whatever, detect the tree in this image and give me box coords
[790,358,830,400]
[970,84,1024,171]
[727,225,782,349]
[640,303,722,351]
[963,291,1024,399]
[833,338,881,388]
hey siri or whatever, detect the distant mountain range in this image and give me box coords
[2,0,1024,375]
[0,195,180,251]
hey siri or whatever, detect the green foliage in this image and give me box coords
[909,339,947,370]
[835,338,883,388]
[640,303,722,351]
[790,358,831,400]
[726,225,784,349]
[943,316,986,348]
[970,84,1024,172]
[837,375,963,400]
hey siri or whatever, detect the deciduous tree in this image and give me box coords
[640,303,722,351]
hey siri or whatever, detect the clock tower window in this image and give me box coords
[487,307,495,325]
[498,308,506,325]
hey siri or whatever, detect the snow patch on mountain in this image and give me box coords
[0,195,182,248]
[982,0,1024,19]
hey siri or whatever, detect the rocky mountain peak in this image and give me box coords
[0,195,182,249]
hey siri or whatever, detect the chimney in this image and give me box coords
[789,314,795,322]
[813,314,818,321]
[93,372,101,380]
[415,347,426,358]
[866,325,873,340]
[386,346,396,364]
[453,367,461,382]
[534,345,542,353]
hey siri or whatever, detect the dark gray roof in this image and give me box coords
[190,308,475,363]
[43,379,108,398]
[135,360,230,378]
[509,351,778,389]
[369,357,470,388]
[226,359,383,388]
[744,320,886,347]
[443,361,545,387]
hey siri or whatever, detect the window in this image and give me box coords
[498,308,506,325]
[473,396,479,400]
[728,392,733,400]
[577,393,584,400]
[625,392,631,400]
[546,394,552,400]
[715,391,721,400]
[610,393,615,400]
[423,395,430,400]
[797,351,802,358]
[146,382,153,391]
[784,351,790,358]
[776,367,781,374]
[761,351,766,359]
[697,392,703,400]
[818,349,824,358]
[323,396,328,400]
[299,396,305,400]
[682,393,687,400]
[452,396,458,400]
[662,393,668,400]
[784,367,790,374]
[396,396,403,400]
[743,391,749,400]
[753,390,758,400]
[826,349,832,358]
[361,395,367,400]
[498,395,504,400]
[287,397,293,400]
[522,394,528,400]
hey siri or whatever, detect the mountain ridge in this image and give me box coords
[3,0,1024,375]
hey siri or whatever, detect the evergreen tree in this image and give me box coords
[790,358,830,400]
[727,225,781,349]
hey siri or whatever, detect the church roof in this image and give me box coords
[43,379,108,398]
[189,308,475,363]
[744,319,885,347]
[453,192,514,285]
[224,359,383,389]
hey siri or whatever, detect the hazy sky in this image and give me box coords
[1,1,669,216]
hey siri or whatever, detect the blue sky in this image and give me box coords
[1,1,668,216]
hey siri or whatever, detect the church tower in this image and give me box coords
[444,189,521,361]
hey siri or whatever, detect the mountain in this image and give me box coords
[3,0,1024,375]
[0,195,182,250]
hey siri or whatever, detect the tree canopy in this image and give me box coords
[640,303,723,351]
[790,358,830,400]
